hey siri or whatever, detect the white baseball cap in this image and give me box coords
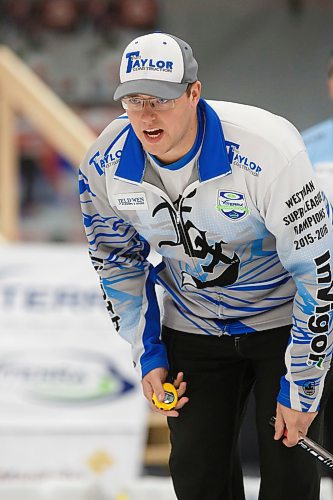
[113,32,198,101]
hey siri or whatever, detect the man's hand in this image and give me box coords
[142,368,189,417]
[274,401,317,447]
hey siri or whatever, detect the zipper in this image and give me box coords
[175,196,207,282]
[217,292,223,318]
[176,195,225,321]
[175,209,192,257]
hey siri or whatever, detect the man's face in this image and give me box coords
[125,81,201,164]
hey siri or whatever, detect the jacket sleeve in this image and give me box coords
[79,155,169,379]
[261,149,333,412]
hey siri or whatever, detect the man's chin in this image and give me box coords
[143,141,166,157]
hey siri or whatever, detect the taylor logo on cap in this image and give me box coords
[125,51,174,74]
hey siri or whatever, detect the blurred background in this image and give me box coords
[1,0,333,499]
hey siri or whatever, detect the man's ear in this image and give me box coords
[190,81,202,104]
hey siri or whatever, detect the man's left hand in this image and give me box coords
[274,401,317,447]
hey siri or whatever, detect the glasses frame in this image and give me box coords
[121,96,176,112]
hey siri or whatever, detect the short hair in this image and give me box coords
[186,82,196,96]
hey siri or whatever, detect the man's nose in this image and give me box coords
[141,101,157,121]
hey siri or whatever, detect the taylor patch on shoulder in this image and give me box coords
[225,141,262,177]
[216,190,250,220]
[89,149,122,176]
[115,192,148,210]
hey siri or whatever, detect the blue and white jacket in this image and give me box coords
[80,99,333,412]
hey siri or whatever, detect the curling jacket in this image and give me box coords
[79,98,333,412]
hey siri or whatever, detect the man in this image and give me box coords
[79,32,333,500]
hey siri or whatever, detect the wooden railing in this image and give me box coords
[0,45,97,240]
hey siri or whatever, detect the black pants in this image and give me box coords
[162,324,329,500]
[324,393,333,476]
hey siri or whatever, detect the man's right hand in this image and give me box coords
[142,368,189,417]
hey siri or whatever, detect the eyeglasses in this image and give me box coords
[121,96,176,112]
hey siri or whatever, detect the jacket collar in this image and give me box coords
[114,98,231,184]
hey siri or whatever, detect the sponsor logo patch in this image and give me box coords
[302,380,316,396]
[125,51,173,74]
[225,141,262,176]
[115,192,148,211]
[216,190,250,220]
[89,150,122,176]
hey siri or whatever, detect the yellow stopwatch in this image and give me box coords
[152,382,178,411]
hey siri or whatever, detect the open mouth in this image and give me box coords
[143,128,164,142]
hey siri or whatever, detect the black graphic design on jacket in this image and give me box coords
[152,189,240,289]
